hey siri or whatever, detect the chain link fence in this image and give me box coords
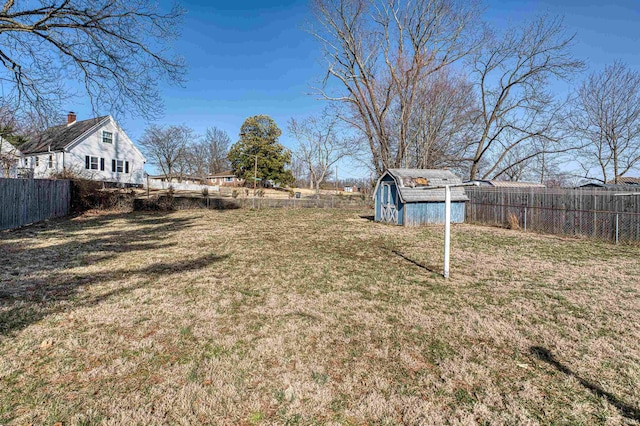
[466,187,640,244]
[467,202,640,244]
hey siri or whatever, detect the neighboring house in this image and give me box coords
[207,171,243,186]
[467,179,546,188]
[18,112,146,186]
[579,182,640,190]
[0,136,21,178]
[374,169,469,226]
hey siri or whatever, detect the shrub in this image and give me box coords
[157,187,176,210]
[50,169,134,212]
[288,189,295,198]
[232,189,239,198]
[256,188,265,198]
[202,187,209,197]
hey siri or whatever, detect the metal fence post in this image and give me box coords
[616,213,619,245]
[524,206,527,231]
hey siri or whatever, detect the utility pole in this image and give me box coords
[254,154,258,196]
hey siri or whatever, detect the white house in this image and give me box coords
[0,136,21,178]
[18,112,146,186]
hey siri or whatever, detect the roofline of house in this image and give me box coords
[62,115,111,152]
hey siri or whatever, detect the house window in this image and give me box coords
[102,131,113,144]
[24,158,29,167]
[224,176,233,182]
[34,156,39,167]
[112,159,124,173]
[85,155,100,170]
[48,155,53,168]
[125,161,129,174]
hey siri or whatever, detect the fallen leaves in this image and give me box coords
[39,338,54,350]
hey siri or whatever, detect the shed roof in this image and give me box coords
[606,177,640,185]
[378,169,469,203]
[19,116,109,154]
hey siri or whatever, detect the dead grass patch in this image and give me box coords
[1,209,639,424]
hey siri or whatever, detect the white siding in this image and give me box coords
[66,119,145,185]
[30,152,63,178]
[17,117,145,184]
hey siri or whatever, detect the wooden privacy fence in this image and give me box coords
[0,178,71,230]
[466,187,640,243]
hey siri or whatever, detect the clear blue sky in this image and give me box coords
[67,0,640,178]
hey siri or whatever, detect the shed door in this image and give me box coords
[380,182,398,224]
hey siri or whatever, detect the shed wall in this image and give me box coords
[375,174,397,222]
[404,202,465,226]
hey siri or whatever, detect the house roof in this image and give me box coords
[468,179,546,188]
[19,116,109,154]
[606,177,640,185]
[579,182,640,190]
[377,168,469,203]
[207,171,236,178]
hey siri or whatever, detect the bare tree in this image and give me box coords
[139,125,193,179]
[288,113,350,196]
[203,127,231,174]
[311,0,482,174]
[464,15,584,180]
[572,61,640,184]
[0,0,185,120]
[404,68,476,170]
[180,127,231,179]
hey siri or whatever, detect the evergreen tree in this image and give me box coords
[228,115,294,186]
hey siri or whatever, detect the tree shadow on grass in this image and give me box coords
[530,346,640,421]
[0,251,228,336]
[0,211,226,336]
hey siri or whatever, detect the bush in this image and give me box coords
[232,189,239,198]
[288,189,295,198]
[49,169,133,212]
[202,187,209,197]
[256,188,265,198]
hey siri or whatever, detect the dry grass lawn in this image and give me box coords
[1,208,639,425]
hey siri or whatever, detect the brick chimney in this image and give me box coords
[67,111,76,125]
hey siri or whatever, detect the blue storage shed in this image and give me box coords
[374,169,468,226]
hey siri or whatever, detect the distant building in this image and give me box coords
[466,179,546,188]
[207,171,243,187]
[606,177,640,185]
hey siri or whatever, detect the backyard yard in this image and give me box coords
[1,208,639,425]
